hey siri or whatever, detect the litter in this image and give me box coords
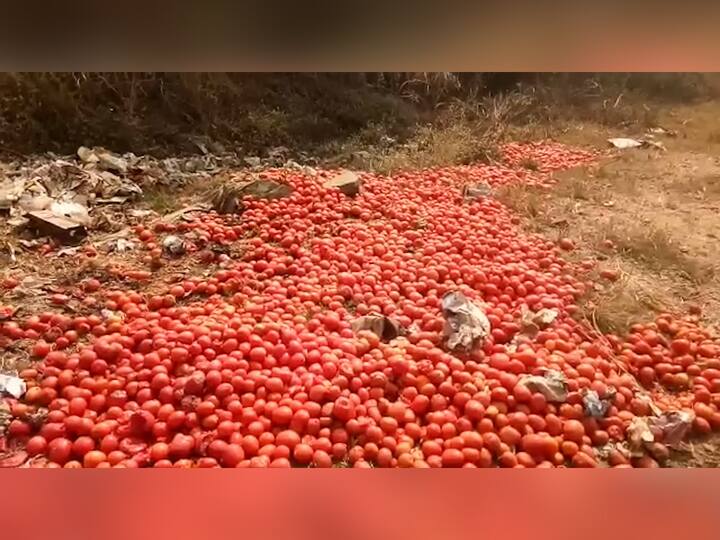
[49,200,91,227]
[0,373,26,399]
[128,209,154,219]
[607,137,666,151]
[440,291,491,351]
[0,449,28,468]
[56,246,81,257]
[350,314,402,342]
[25,210,87,242]
[519,369,568,402]
[3,242,16,263]
[107,238,136,253]
[78,146,129,173]
[627,417,655,456]
[583,389,612,418]
[95,196,131,205]
[647,127,677,137]
[608,138,643,149]
[462,183,493,200]
[518,307,558,339]
[18,194,53,213]
[211,178,293,214]
[77,146,100,164]
[162,235,186,256]
[243,179,293,200]
[648,410,695,449]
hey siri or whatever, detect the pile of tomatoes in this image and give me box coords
[2,142,719,468]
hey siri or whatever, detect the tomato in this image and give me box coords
[312,450,332,468]
[150,443,170,462]
[441,448,464,468]
[562,419,585,443]
[47,438,73,465]
[220,444,244,467]
[293,444,313,465]
[10,145,715,468]
[26,436,48,456]
[83,451,107,468]
[169,434,194,459]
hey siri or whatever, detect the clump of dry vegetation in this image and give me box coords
[599,219,713,282]
[4,73,713,166]
[494,183,546,222]
[582,266,673,334]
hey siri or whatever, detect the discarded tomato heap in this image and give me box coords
[2,142,720,468]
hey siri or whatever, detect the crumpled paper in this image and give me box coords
[519,369,568,402]
[0,374,26,399]
[519,307,558,339]
[582,389,614,418]
[627,416,655,456]
[351,314,402,342]
[649,410,695,448]
[441,291,491,351]
[162,235,186,256]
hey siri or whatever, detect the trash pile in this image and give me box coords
[0,146,249,241]
[2,141,719,468]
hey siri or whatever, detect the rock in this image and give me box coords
[244,156,262,167]
[323,170,362,197]
[242,180,293,200]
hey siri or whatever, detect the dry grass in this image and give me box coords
[581,267,673,334]
[520,73,718,131]
[552,174,593,201]
[498,142,720,337]
[708,130,720,144]
[142,187,184,215]
[519,157,540,171]
[345,92,534,174]
[0,73,715,166]
[494,184,546,221]
[367,124,496,174]
[0,73,421,157]
[666,172,720,198]
[600,218,714,283]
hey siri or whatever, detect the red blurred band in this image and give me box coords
[1,471,719,539]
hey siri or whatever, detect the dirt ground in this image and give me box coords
[500,100,720,336]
